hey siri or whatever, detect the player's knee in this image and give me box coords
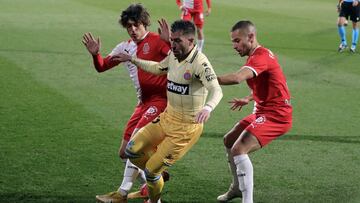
[223,135,233,149]
[125,141,141,159]
[144,168,162,183]
[230,144,247,156]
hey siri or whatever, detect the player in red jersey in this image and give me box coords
[176,0,211,52]
[216,20,292,203]
[82,4,170,203]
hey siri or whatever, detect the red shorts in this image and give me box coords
[123,100,167,141]
[181,9,204,29]
[239,113,292,147]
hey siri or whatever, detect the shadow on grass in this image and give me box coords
[0,193,92,203]
[0,193,212,203]
[203,133,360,144]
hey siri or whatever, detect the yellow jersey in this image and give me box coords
[131,46,222,123]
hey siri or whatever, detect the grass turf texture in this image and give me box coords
[1,0,360,202]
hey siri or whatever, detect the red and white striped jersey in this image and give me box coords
[92,32,170,103]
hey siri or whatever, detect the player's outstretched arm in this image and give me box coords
[112,53,169,75]
[217,67,254,85]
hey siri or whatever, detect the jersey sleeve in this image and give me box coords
[195,57,223,110]
[109,42,126,56]
[92,42,128,72]
[92,54,119,72]
[131,55,170,75]
[243,52,268,76]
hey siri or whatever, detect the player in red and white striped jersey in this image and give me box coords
[176,0,211,52]
[82,4,170,203]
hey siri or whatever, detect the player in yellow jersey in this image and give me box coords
[111,19,223,203]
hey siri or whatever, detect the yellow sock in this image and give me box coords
[147,176,164,202]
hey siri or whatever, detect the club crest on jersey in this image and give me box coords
[183,70,192,80]
[167,80,189,95]
[255,115,266,124]
[250,115,266,129]
[143,43,150,54]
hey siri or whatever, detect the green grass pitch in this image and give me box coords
[1,0,360,202]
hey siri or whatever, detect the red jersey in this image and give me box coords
[92,32,170,103]
[176,0,211,12]
[244,46,292,118]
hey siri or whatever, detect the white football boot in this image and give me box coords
[217,183,242,202]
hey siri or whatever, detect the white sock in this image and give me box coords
[137,167,146,184]
[197,39,204,52]
[118,159,142,195]
[234,154,253,203]
[226,148,239,188]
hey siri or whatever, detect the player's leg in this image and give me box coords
[117,106,148,196]
[128,103,167,184]
[217,115,255,202]
[338,17,348,51]
[232,113,292,203]
[96,107,142,203]
[126,117,165,169]
[338,3,350,51]
[193,12,205,52]
[350,5,360,52]
[145,121,203,203]
[231,130,261,203]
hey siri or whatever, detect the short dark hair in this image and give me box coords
[231,20,255,33]
[171,20,196,36]
[120,4,150,28]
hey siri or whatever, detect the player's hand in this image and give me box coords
[179,5,186,12]
[158,18,170,43]
[205,8,211,16]
[82,32,101,55]
[110,53,132,63]
[228,97,250,111]
[195,108,211,123]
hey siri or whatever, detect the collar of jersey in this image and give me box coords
[182,45,198,63]
[136,31,150,44]
[249,45,261,56]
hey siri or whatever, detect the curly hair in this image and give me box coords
[119,4,150,28]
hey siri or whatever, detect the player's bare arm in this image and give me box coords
[205,7,211,16]
[82,32,101,55]
[205,0,212,16]
[217,67,254,85]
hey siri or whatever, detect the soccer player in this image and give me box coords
[216,20,292,203]
[176,0,211,52]
[337,0,360,52]
[82,4,170,203]
[111,20,223,203]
